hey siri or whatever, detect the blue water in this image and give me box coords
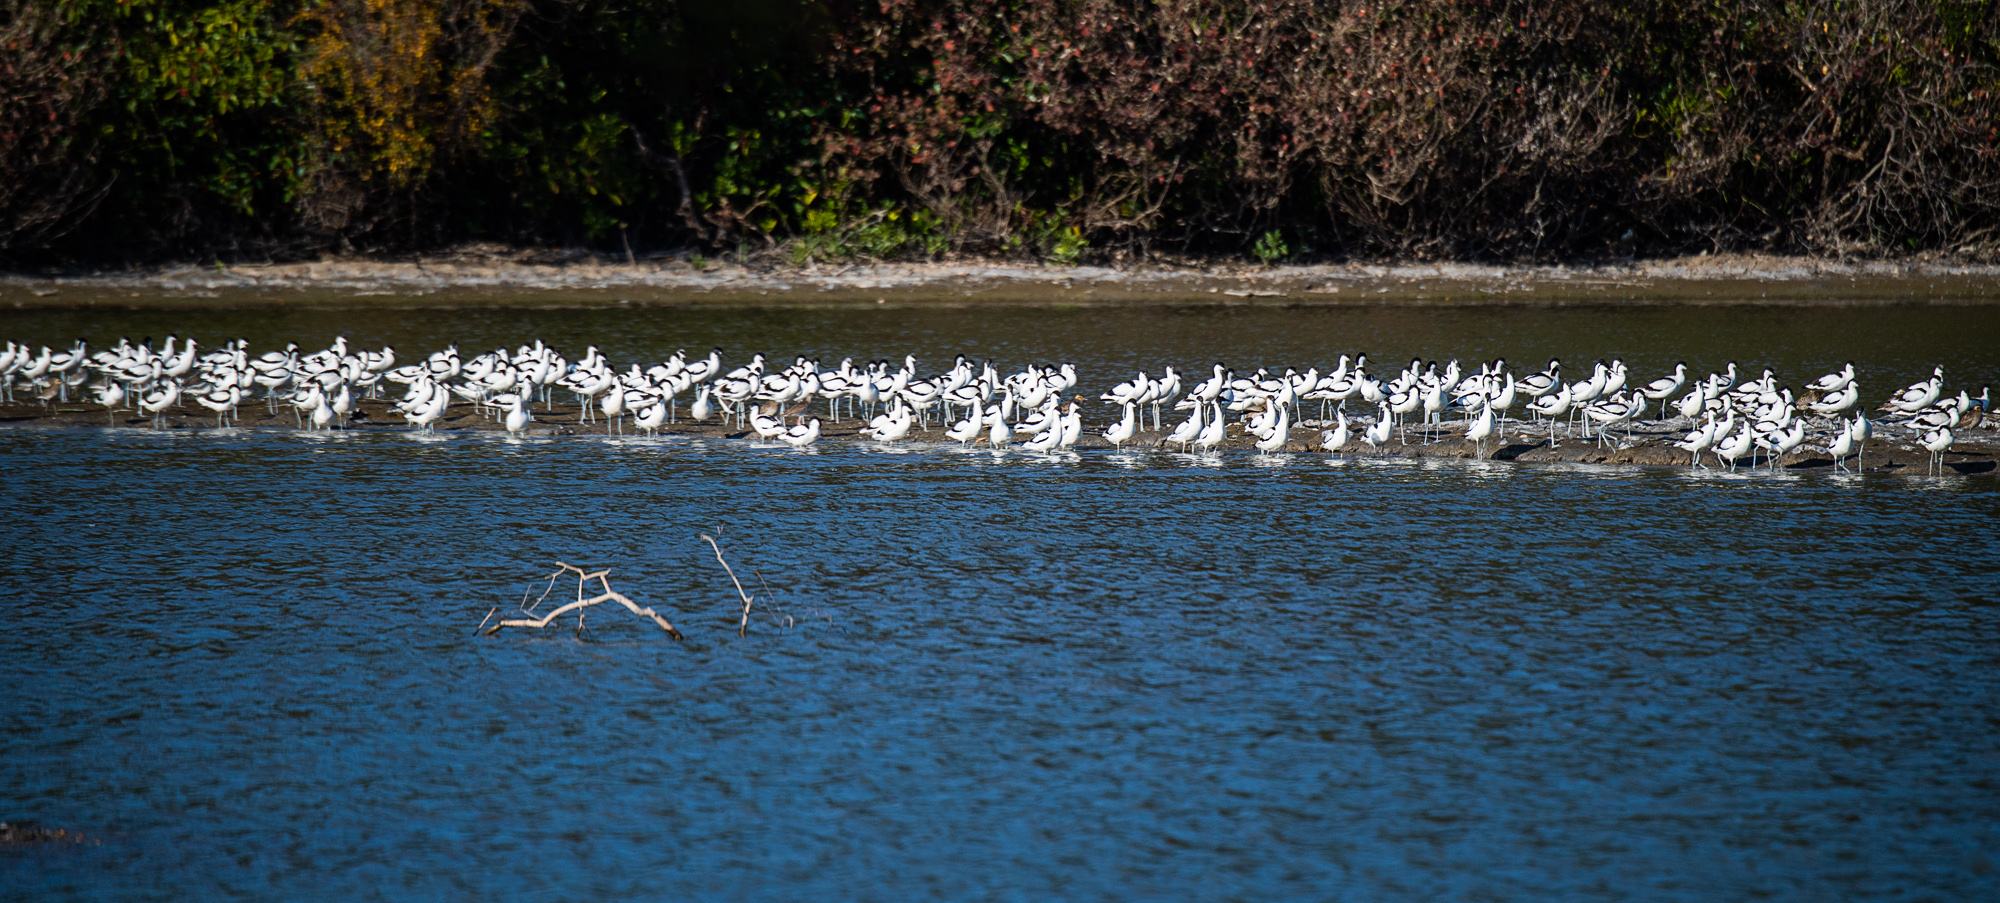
[4,425,1998,898]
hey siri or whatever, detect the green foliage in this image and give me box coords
[785,199,946,263]
[1047,224,1088,266]
[90,0,305,223]
[1252,230,1290,266]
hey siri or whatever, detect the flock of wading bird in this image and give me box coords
[0,336,1991,475]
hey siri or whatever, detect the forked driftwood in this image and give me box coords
[482,562,684,640]
[700,533,755,636]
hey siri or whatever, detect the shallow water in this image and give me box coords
[4,302,2000,898]
[6,302,2000,393]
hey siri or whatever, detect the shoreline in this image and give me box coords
[6,250,2000,309]
[5,398,1993,478]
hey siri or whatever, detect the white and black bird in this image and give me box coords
[1885,366,1944,413]
[1319,410,1351,455]
[1638,362,1687,419]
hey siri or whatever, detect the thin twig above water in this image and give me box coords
[700,532,755,637]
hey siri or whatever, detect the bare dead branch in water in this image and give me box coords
[700,533,755,637]
[753,567,781,628]
[522,568,564,614]
[752,567,795,631]
[484,562,683,640]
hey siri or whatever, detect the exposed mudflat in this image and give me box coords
[7,250,2000,309]
[4,397,1992,477]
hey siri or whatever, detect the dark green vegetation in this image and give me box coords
[3,0,1997,265]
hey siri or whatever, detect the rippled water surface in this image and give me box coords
[5,302,2000,898]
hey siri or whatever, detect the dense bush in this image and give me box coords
[0,0,112,251]
[1,0,1995,265]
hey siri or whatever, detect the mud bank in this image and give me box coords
[6,251,2000,309]
[4,397,1993,478]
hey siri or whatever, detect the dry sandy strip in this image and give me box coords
[3,397,1993,477]
[7,252,2000,308]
